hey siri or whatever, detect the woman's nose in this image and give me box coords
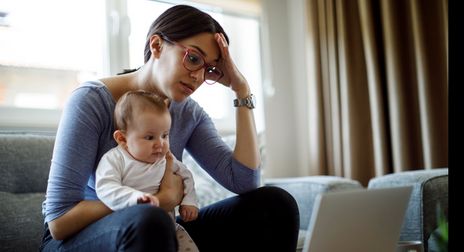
[190,68,205,84]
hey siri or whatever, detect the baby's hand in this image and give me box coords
[137,194,160,207]
[179,205,199,222]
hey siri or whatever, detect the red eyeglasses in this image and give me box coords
[162,36,224,85]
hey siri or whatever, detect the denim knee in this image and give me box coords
[118,204,177,252]
[256,186,299,217]
[252,186,300,251]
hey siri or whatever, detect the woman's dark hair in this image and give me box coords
[144,5,229,63]
[119,5,229,75]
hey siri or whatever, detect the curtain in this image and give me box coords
[305,0,448,186]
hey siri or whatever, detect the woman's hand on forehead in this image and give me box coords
[214,33,249,96]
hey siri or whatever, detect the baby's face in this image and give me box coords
[124,109,171,163]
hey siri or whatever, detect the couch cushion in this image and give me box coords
[265,176,364,230]
[181,135,242,209]
[182,149,235,209]
[0,132,54,193]
[0,192,45,251]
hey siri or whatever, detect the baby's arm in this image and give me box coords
[174,160,199,221]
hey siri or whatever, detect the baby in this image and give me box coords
[96,90,198,252]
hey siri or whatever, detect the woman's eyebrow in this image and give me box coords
[189,44,220,62]
[189,45,207,57]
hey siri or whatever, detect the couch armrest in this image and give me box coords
[368,168,448,251]
[264,176,363,230]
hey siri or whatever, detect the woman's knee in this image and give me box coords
[237,186,300,250]
[251,186,299,214]
[235,186,300,229]
[127,204,173,228]
[118,204,177,251]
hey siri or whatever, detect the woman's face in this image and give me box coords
[156,32,221,102]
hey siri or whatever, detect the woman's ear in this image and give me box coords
[113,130,127,146]
[163,98,170,108]
[149,34,163,59]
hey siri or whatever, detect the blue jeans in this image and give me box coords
[40,186,299,252]
[40,204,177,252]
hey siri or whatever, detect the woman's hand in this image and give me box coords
[215,33,250,98]
[156,151,184,211]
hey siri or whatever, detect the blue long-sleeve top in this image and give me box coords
[42,80,260,223]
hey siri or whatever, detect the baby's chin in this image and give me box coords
[147,153,166,164]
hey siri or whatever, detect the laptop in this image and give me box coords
[302,186,413,252]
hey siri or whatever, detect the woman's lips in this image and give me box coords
[179,82,194,95]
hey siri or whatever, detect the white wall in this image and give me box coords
[260,0,311,178]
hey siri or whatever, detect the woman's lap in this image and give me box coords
[178,186,300,252]
[41,186,299,252]
[40,204,177,252]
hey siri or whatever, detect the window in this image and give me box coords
[0,0,265,134]
[0,0,106,129]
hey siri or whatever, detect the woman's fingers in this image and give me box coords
[217,32,228,48]
[214,33,249,93]
[165,150,174,162]
[164,151,175,176]
[215,33,231,87]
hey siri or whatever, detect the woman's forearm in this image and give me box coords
[48,200,112,240]
[233,89,261,168]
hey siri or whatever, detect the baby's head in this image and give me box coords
[113,90,171,163]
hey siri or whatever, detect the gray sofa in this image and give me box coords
[0,131,448,252]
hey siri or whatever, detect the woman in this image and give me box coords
[41,4,299,252]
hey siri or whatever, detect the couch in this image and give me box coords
[0,131,448,252]
[368,168,448,252]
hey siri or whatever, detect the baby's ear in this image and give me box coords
[113,130,127,146]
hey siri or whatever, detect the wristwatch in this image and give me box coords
[233,94,255,109]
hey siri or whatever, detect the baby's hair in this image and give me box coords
[114,90,169,131]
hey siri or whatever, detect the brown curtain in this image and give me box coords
[305,0,448,186]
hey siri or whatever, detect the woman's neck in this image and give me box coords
[100,73,138,102]
[135,63,167,99]
[101,63,165,102]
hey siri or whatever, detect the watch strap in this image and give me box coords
[233,94,255,109]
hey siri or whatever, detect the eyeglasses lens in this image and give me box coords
[183,50,222,84]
